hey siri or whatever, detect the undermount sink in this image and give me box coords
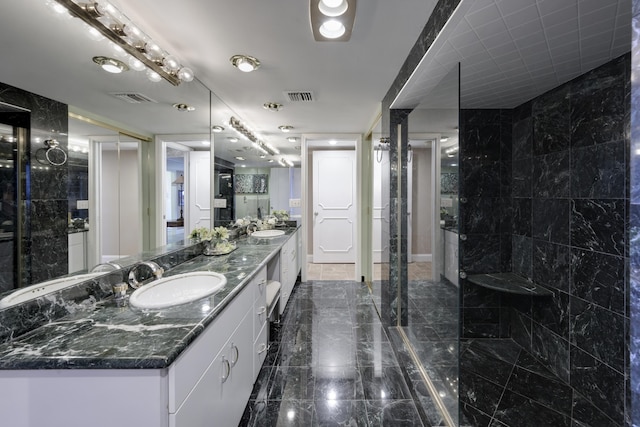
[251,229,285,238]
[129,271,227,309]
[0,272,104,309]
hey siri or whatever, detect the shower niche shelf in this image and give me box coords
[466,272,553,297]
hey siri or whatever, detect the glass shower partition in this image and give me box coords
[398,63,460,426]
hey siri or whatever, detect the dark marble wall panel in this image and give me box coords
[630,5,640,426]
[461,53,631,427]
[0,82,69,287]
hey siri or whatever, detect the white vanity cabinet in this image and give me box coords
[279,229,299,315]
[169,266,267,427]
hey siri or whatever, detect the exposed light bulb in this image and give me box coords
[146,69,161,82]
[237,58,255,72]
[318,0,348,17]
[177,67,194,82]
[163,55,180,72]
[128,56,145,71]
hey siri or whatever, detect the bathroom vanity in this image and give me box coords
[0,227,300,427]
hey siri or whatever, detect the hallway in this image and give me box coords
[240,280,427,426]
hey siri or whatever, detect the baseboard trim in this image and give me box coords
[410,254,432,263]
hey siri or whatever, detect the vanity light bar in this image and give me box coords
[228,116,280,156]
[53,0,193,86]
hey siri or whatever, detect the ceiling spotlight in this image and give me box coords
[235,156,245,161]
[212,125,225,133]
[287,137,298,143]
[228,137,239,143]
[172,103,195,112]
[329,139,338,145]
[263,102,283,112]
[278,125,293,133]
[93,56,128,73]
[318,0,348,17]
[230,54,261,72]
[319,20,346,39]
[441,136,449,142]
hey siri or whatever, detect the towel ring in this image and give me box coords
[43,139,67,166]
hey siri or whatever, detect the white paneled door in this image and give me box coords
[187,151,210,234]
[312,150,356,263]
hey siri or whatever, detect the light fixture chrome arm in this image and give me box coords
[53,0,193,86]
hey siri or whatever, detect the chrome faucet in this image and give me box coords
[127,261,164,289]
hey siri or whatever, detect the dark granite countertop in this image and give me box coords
[0,228,298,370]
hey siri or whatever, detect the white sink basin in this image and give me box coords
[0,272,104,309]
[251,229,285,238]
[129,271,227,309]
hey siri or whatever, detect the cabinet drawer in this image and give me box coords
[253,323,268,379]
[254,301,267,340]
[252,267,267,304]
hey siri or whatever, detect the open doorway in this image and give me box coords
[302,135,362,282]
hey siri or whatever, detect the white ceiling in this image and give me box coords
[394,0,631,109]
[0,0,631,166]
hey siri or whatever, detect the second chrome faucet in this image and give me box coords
[127,261,164,289]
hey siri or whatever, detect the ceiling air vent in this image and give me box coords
[110,92,158,104]
[284,91,315,102]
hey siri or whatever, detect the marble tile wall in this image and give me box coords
[459,109,513,339]
[0,82,69,288]
[630,2,640,425]
[460,54,631,426]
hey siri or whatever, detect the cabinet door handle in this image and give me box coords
[230,343,240,366]
[221,357,231,383]
[258,343,269,354]
[258,279,266,288]
[257,306,266,315]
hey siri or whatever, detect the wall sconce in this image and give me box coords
[310,0,357,41]
[229,117,280,156]
[374,137,389,163]
[53,0,194,86]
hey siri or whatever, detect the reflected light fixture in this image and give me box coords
[228,137,239,143]
[52,0,194,86]
[230,54,260,72]
[287,136,298,143]
[172,103,195,112]
[310,0,356,41]
[278,125,293,133]
[229,116,279,156]
[212,125,225,133]
[93,56,128,73]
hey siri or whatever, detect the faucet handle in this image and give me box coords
[127,261,163,289]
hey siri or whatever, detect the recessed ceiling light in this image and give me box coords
[259,155,267,159]
[319,20,346,39]
[287,137,298,142]
[230,54,260,72]
[228,137,239,143]
[268,159,274,163]
[318,0,348,17]
[212,125,225,132]
[278,125,293,133]
[441,136,448,142]
[329,140,337,145]
[235,156,245,161]
[172,103,195,112]
[201,141,210,146]
[93,56,128,73]
[263,102,283,112]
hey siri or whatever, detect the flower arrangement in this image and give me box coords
[189,226,213,241]
[272,209,289,221]
[189,226,229,242]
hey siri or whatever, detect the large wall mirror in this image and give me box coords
[0,2,301,296]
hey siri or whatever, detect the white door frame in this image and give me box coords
[89,136,142,265]
[154,135,204,246]
[301,134,362,282]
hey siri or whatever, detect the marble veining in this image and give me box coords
[0,229,298,370]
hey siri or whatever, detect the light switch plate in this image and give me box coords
[214,198,227,208]
[77,200,89,209]
[289,198,301,208]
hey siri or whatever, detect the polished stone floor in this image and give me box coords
[240,280,429,426]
